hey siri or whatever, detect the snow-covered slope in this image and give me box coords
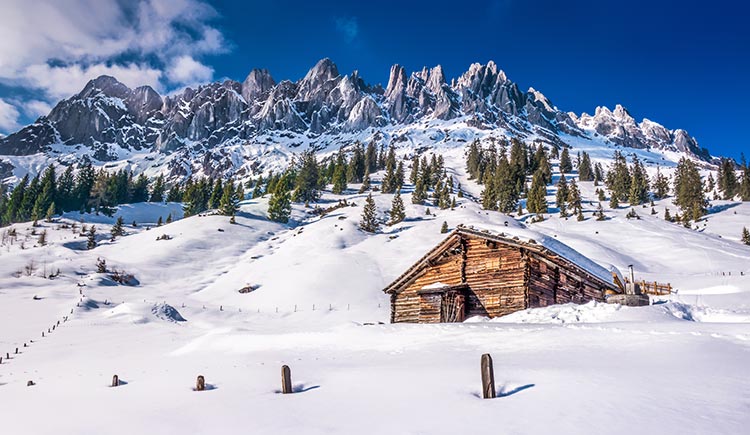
[0,141,749,434]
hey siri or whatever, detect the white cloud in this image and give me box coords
[0,0,226,101]
[166,56,214,87]
[335,17,359,43]
[21,100,53,118]
[23,63,164,100]
[0,99,21,132]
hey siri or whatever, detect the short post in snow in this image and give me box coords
[15,347,18,354]
[111,375,120,387]
[196,375,205,391]
[281,365,292,394]
[481,353,496,399]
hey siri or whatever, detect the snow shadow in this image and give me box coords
[471,383,535,399]
[193,384,217,392]
[273,383,320,394]
[109,379,129,387]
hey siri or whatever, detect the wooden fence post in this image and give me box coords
[481,353,496,399]
[15,347,18,354]
[281,365,292,394]
[196,375,205,391]
[112,375,119,387]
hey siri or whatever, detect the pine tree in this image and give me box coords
[209,179,223,209]
[45,202,56,223]
[268,175,292,224]
[559,147,573,173]
[440,221,449,233]
[412,175,427,204]
[157,216,163,227]
[673,157,707,221]
[131,173,149,203]
[595,202,606,221]
[388,192,406,225]
[527,170,548,215]
[150,175,166,202]
[331,153,348,195]
[652,166,671,199]
[495,156,519,213]
[717,158,738,199]
[556,174,569,217]
[481,169,498,211]
[166,213,173,224]
[742,227,750,245]
[664,208,672,222]
[111,216,124,240]
[609,193,619,209]
[360,193,379,233]
[578,151,594,181]
[594,162,604,183]
[359,168,371,193]
[293,150,321,202]
[567,179,582,215]
[410,154,420,184]
[606,151,631,203]
[219,181,240,216]
[628,155,649,205]
[381,146,398,194]
[87,226,97,250]
[38,230,47,247]
[596,188,606,202]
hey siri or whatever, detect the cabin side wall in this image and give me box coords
[463,238,527,318]
[391,250,463,323]
[527,253,606,306]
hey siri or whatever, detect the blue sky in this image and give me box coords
[0,0,747,160]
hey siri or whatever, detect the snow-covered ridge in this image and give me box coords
[0,59,712,184]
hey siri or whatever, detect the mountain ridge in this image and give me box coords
[0,58,712,181]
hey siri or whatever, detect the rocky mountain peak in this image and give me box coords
[242,68,276,102]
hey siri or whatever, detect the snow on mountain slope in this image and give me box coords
[0,147,749,434]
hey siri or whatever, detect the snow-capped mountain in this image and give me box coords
[0,58,711,181]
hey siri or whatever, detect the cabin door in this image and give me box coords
[440,292,465,323]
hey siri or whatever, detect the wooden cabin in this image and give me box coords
[383,227,620,323]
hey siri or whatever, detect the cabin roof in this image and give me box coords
[383,226,619,294]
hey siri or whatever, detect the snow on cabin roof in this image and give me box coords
[384,226,619,294]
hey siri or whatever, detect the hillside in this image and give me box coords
[0,144,748,434]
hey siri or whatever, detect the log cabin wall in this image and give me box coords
[392,239,463,323]
[526,252,605,307]
[462,237,528,318]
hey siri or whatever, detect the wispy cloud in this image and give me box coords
[335,16,359,43]
[0,98,21,132]
[0,0,228,132]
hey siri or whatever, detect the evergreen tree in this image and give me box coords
[365,141,378,173]
[219,181,240,216]
[739,163,750,201]
[157,216,163,226]
[578,151,594,181]
[57,166,76,212]
[38,230,47,247]
[45,202,55,222]
[359,168,371,193]
[567,179,582,214]
[717,158,738,199]
[4,175,28,223]
[293,150,322,202]
[268,174,292,223]
[111,216,124,240]
[150,175,166,202]
[742,227,750,245]
[628,155,649,205]
[410,155,420,184]
[440,221,449,233]
[87,226,97,250]
[556,174,569,217]
[412,175,427,204]
[131,173,149,203]
[496,153,519,213]
[527,170,548,215]
[388,191,406,225]
[331,152,348,195]
[209,179,223,209]
[466,140,482,180]
[596,188,606,202]
[559,147,573,173]
[166,213,173,224]
[35,165,57,217]
[664,208,672,222]
[252,175,264,199]
[166,184,182,202]
[605,151,631,203]
[394,161,405,192]
[652,166,671,199]
[381,146,398,194]
[75,161,95,212]
[595,202,606,221]
[481,169,498,211]
[360,193,379,233]
[673,157,707,221]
